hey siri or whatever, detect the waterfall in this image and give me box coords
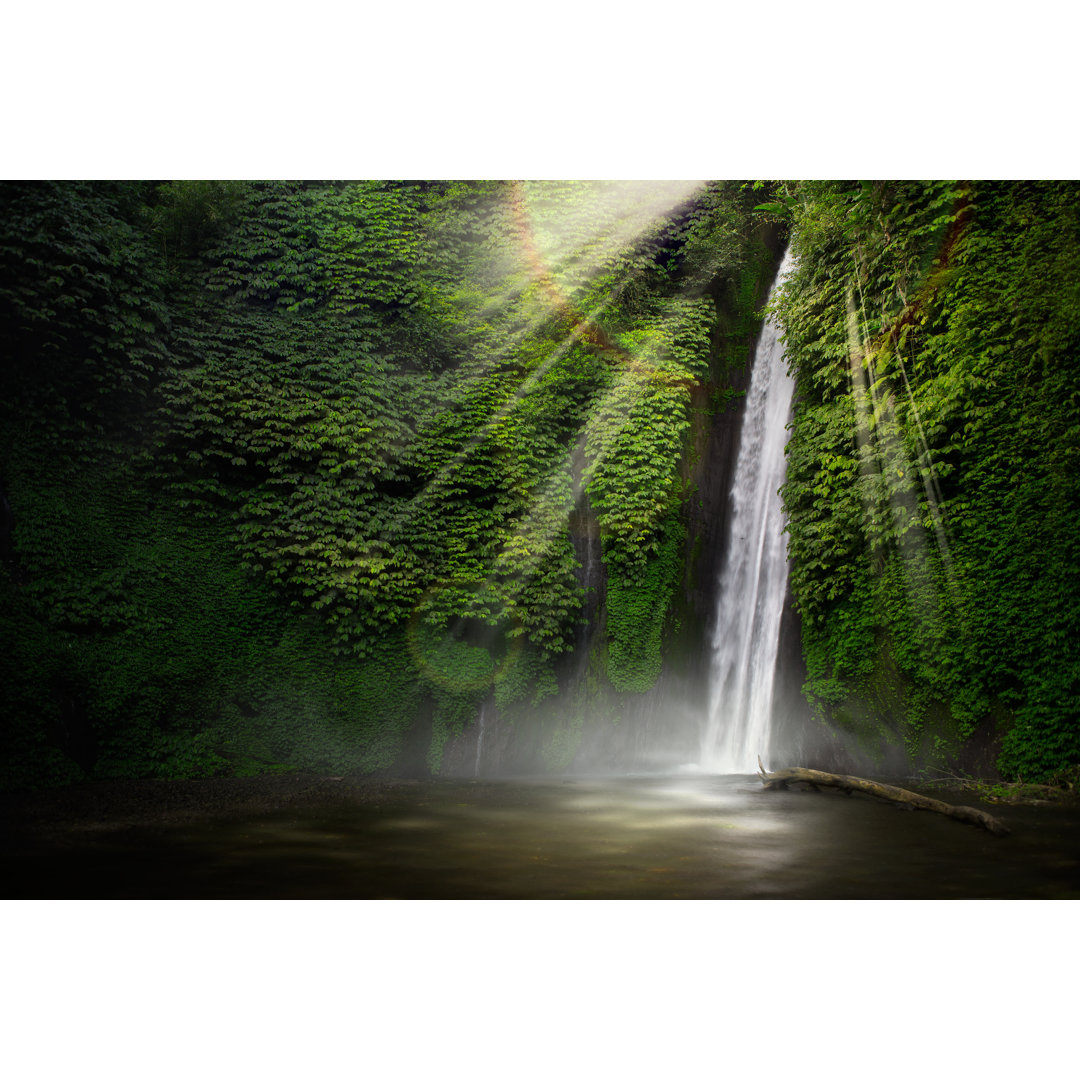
[701,249,796,773]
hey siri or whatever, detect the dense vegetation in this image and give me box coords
[5,179,1077,789]
[0,179,777,787]
[776,180,1080,780]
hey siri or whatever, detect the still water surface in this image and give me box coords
[8,774,1080,898]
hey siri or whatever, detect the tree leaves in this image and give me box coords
[1,179,774,784]
[779,180,1080,779]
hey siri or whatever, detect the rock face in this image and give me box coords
[767,583,812,768]
[438,223,856,777]
[439,226,818,776]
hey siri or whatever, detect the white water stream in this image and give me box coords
[701,250,796,773]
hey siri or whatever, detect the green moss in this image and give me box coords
[493,642,558,710]
[605,513,685,693]
[540,709,586,772]
[781,181,1080,780]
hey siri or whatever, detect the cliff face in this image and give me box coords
[776,181,1080,782]
[4,181,799,788]
[683,224,786,679]
[33,181,1068,788]
[441,223,794,775]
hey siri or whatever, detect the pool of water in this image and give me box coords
[6,774,1080,898]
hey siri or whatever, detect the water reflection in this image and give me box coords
[6,774,1080,899]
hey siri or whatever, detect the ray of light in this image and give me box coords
[386,181,707,540]
[845,276,959,642]
[388,181,711,688]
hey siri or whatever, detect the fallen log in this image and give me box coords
[756,758,1010,837]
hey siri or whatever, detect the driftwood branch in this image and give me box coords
[756,757,1010,837]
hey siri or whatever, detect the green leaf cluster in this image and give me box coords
[778,180,1080,779]
[0,179,776,786]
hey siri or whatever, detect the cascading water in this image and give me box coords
[701,249,796,773]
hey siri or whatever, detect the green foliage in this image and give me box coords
[779,180,1080,779]
[540,708,587,772]
[145,181,249,263]
[605,513,686,693]
[152,180,757,668]
[493,645,558,710]
[1,428,422,782]
[0,179,773,787]
[0,181,170,456]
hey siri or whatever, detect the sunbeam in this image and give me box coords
[381,181,710,678]
[845,277,960,654]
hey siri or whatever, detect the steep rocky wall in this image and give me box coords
[435,223,807,777]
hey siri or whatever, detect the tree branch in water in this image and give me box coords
[757,758,1010,837]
